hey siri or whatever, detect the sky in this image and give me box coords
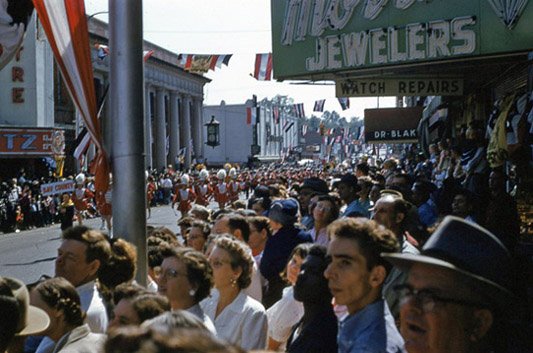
[85,0,395,120]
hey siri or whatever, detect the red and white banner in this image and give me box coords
[254,53,272,81]
[210,54,232,70]
[246,107,257,125]
[0,0,33,70]
[33,0,109,193]
[143,49,154,62]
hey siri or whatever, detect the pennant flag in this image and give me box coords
[313,99,325,112]
[329,136,336,146]
[285,122,294,133]
[327,128,334,135]
[338,97,350,110]
[178,54,193,69]
[254,53,272,81]
[0,0,33,70]
[95,44,109,60]
[343,127,350,140]
[210,54,232,70]
[246,107,257,125]
[73,129,90,161]
[187,55,212,73]
[273,106,280,124]
[143,49,154,62]
[293,103,305,118]
[283,119,290,130]
[302,125,308,136]
[34,0,109,194]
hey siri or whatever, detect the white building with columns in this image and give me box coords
[89,18,209,172]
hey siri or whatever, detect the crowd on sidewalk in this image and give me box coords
[1,135,531,353]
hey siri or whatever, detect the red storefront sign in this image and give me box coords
[0,128,65,156]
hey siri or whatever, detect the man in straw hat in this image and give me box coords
[0,276,50,352]
[382,216,527,353]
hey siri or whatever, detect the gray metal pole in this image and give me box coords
[109,0,147,286]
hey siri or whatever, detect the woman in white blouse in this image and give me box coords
[266,243,312,351]
[201,235,268,350]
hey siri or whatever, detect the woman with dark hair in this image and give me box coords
[30,277,105,352]
[266,243,312,351]
[309,195,339,247]
[286,245,337,353]
[187,220,211,252]
[157,246,216,333]
[201,235,268,350]
[108,289,169,330]
[247,216,271,265]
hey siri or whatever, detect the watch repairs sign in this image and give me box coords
[364,107,423,144]
[337,77,463,97]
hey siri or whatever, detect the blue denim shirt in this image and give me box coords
[338,299,406,353]
[342,199,371,218]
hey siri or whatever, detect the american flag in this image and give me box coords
[338,97,350,110]
[313,99,325,112]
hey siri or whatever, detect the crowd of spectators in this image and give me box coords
[0,135,531,353]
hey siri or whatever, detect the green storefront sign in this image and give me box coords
[271,0,533,80]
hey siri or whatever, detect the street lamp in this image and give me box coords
[205,115,220,148]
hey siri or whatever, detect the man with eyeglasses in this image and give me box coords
[324,218,405,353]
[382,216,526,353]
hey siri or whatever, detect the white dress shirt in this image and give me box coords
[201,290,268,350]
[186,304,217,334]
[77,280,108,333]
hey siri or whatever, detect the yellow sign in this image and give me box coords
[336,78,463,97]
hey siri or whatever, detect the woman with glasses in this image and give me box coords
[309,195,339,246]
[201,235,268,350]
[157,245,216,333]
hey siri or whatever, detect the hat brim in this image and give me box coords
[382,252,516,311]
[17,306,50,336]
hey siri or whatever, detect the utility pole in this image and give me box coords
[109,0,147,285]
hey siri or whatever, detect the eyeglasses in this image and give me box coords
[315,203,332,212]
[157,268,188,280]
[393,284,483,313]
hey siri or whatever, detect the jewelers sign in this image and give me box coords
[364,107,423,144]
[336,77,463,97]
[271,0,533,80]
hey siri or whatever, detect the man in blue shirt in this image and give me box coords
[324,218,406,353]
[335,174,370,218]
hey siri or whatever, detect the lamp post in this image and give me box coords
[205,115,220,148]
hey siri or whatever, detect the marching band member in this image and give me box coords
[194,169,212,206]
[213,169,229,209]
[146,174,157,218]
[95,179,112,236]
[227,167,240,203]
[72,173,94,226]
[172,174,196,216]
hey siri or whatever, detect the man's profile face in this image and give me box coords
[212,217,230,235]
[55,239,98,287]
[372,198,396,231]
[324,236,373,315]
[400,264,478,353]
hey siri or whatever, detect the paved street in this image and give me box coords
[0,205,180,284]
